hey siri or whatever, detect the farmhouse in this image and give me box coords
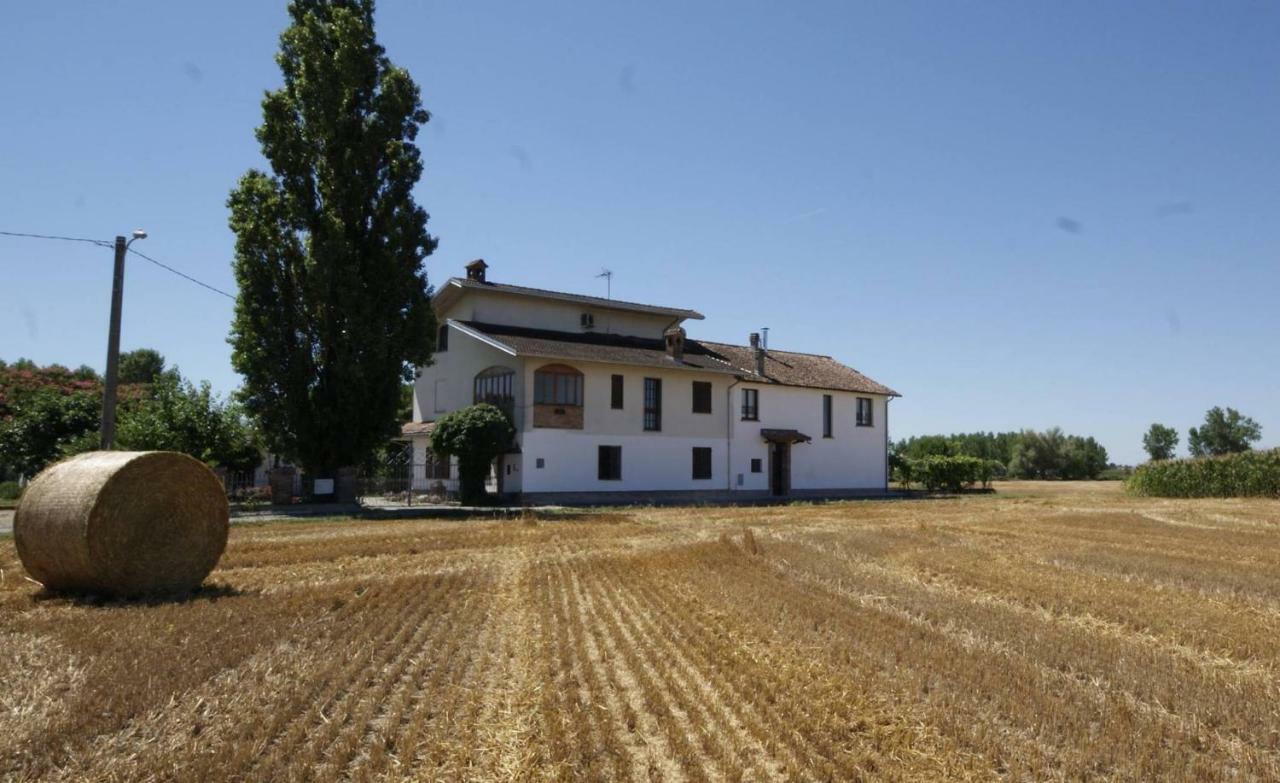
[404,260,898,502]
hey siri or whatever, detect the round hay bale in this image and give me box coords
[14,451,229,596]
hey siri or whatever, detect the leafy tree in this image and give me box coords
[118,348,167,385]
[1188,407,1262,457]
[429,404,514,505]
[1008,427,1067,479]
[1060,435,1108,479]
[115,373,261,472]
[0,388,100,477]
[1142,423,1179,462]
[228,0,437,477]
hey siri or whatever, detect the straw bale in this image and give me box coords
[14,451,229,595]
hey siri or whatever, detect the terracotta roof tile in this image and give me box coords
[460,322,898,396]
[698,340,900,397]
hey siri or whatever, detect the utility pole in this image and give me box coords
[100,230,146,449]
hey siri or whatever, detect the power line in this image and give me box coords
[127,247,236,300]
[0,229,114,248]
[0,228,237,300]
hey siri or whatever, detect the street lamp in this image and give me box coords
[100,230,147,449]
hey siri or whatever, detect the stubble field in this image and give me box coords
[2,482,1280,781]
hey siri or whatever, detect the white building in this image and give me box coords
[404,260,899,503]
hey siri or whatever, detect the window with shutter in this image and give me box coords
[692,381,712,414]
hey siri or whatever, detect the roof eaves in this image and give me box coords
[447,319,518,356]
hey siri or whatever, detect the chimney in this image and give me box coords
[664,325,686,362]
[465,258,488,282]
[749,332,765,377]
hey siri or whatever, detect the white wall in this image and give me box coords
[518,359,733,439]
[520,431,725,493]
[729,385,889,492]
[444,288,679,339]
[413,324,526,429]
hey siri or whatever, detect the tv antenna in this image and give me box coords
[596,268,614,299]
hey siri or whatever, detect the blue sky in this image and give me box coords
[2,1,1277,464]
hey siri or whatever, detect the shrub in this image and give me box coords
[430,404,515,505]
[1126,449,1280,498]
[0,480,21,500]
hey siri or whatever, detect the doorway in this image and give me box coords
[769,442,790,496]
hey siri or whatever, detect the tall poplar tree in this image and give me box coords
[228,0,436,475]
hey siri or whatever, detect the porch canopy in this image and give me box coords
[760,428,812,444]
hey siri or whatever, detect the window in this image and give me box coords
[437,324,449,352]
[692,447,712,480]
[433,379,447,413]
[474,366,515,419]
[822,394,833,438]
[598,445,622,480]
[741,388,759,421]
[425,452,451,479]
[643,377,662,431]
[534,364,583,406]
[857,397,874,427]
[692,381,712,414]
[611,374,624,409]
[536,457,545,469]
[580,312,595,330]
[750,458,762,473]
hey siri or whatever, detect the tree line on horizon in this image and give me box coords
[1142,407,1263,462]
[892,428,1111,481]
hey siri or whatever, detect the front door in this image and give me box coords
[770,442,790,496]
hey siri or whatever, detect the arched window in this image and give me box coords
[473,366,515,418]
[534,364,583,406]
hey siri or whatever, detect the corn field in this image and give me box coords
[3,481,1280,781]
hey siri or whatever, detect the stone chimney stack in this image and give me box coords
[749,332,766,377]
[664,325,686,362]
[465,258,488,282]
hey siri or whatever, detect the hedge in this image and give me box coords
[1125,449,1280,498]
[901,455,1000,492]
[0,480,21,501]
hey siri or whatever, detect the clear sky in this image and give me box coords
[3,1,1277,465]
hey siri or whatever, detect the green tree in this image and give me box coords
[0,388,100,477]
[1188,407,1262,457]
[1061,435,1108,479]
[118,348,167,384]
[115,374,261,472]
[228,0,437,477]
[429,404,514,505]
[1008,428,1067,479]
[1142,423,1179,462]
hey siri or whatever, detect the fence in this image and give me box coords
[215,450,495,506]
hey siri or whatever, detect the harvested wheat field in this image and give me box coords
[3,482,1280,781]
